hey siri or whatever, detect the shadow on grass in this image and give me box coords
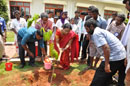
[13,62,44,72]
[63,63,88,75]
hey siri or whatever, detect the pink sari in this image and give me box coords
[54,29,79,69]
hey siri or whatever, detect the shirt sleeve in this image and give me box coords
[10,20,15,29]
[39,39,44,48]
[56,19,61,29]
[35,22,41,30]
[101,20,107,29]
[107,23,112,31]
[48,21,53,30]
[21,33,31,45]
[93,34,107,47]
[24,19,27,27]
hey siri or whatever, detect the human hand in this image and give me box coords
[2,36,6,42]
[59,48,64,52]
[105,63,111,73]
[124,58,127,66]
[86,34,91,40]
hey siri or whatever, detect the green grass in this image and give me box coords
[0,62,43,75]
[64,63,88,75]
[6,31,15,42]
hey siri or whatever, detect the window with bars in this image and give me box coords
[77,7,88,13]
[104,10,117,20]
[45,4,63,16]
[10,1,30,19]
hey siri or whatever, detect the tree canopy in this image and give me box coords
[0,0,9,23]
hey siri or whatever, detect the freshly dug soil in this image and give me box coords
[27,68,95,86]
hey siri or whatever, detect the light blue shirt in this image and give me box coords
[92,27,126,61]
[18,27,44,48]
[96,16,107,29]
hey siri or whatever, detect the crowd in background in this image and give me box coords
[0,0,130,86]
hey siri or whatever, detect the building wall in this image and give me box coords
[6,0,128,20]
[30,0,43,16]
[6,0,10,19]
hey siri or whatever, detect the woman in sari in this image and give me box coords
[54,23,79,70]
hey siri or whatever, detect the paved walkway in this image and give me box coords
[5,45,16,58]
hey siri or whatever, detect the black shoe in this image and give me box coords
[2,55,9,58]
[29,63,37,67]
[0,58,2,61]
[87,63,91,66]
[80,57,86,61]
[19,64,25,68]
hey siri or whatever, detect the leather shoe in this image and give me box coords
[29,63,37,67]
[19,64,25,68]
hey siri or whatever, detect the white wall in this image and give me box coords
[65,0,76,18]
[75,0,127,17]
[6,0,128,19]
[30,0,43,16]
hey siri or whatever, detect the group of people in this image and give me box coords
[0,0,130,86]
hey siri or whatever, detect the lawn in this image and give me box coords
[6,31,15,42]
[0,61,95,86]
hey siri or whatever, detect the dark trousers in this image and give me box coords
[90,59,126,86]
[81,36,89,59]
[80,35,90,65]
[17,35,35,65]
[79,34,84,55]
[38,41,47,57]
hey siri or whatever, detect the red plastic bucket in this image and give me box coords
[5,62,13,71]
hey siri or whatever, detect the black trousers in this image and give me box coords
[90,59,126,86]
[38,41,47,57]
[81,35,90,58]
[79,34,84,52]
[17,35,35,65]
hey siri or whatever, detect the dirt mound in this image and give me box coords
[27,69,70,86]
[27,68,95,86]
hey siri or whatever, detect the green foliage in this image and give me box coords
[41,27,53,41]
[0,0,9,23]
[27,14,39,28]
[124,18,129,25]
[50,43,58,60]
[52,73,56,78]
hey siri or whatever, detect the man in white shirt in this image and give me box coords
[10,10,27,54]
[122,0,130,85]
[85,19,126,86]
[107,14,126,40]
[48,10,54,23]
[77,12,87,56]
[70,18,78,33]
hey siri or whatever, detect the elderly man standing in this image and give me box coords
[107,14,126,40]
[35,12,53,56]
[11,10,27,55]
[88,6,107,69]
[85,19,126,86]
